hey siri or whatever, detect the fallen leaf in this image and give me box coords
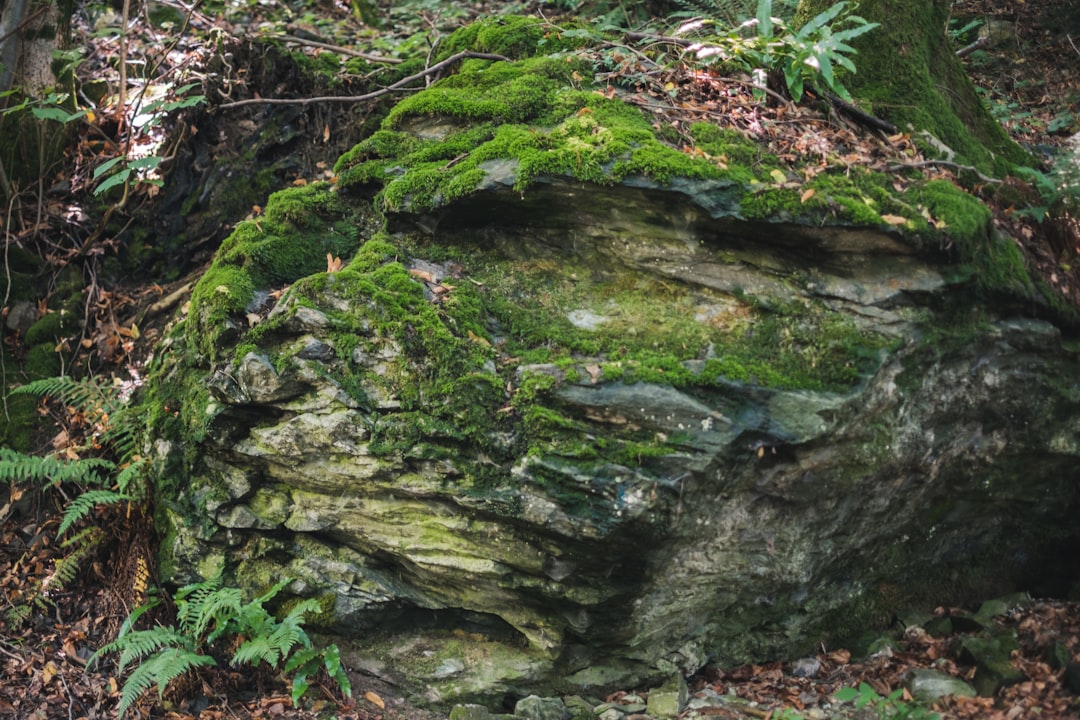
[586,364,602,383]
[42,661,57,684]
[326,254,343,273]
[364,691,385,709]
[769,169,787,184]
[880,214,908,226]
[800,188,815,203]
[409,268,436,283]
[826,649,851,664]
[467,330,491,347]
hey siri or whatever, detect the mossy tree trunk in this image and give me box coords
[795,0,1030,173]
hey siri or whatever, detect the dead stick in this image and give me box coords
[888,159,1001,184]
[271,34,402,64]
[217,51,511,110]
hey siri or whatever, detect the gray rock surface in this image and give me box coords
[153,100,1080,711]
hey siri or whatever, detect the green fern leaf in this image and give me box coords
[117,648,214,718]
[58,489,132,535]
[114,628,192,672]
[232,635,281,668]
[0,449,114,486]
[114,458,149,496]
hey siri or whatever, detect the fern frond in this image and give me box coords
[117,648,215,718]
[232,635,282,668]
[114,457,149,496]
[197,587,244,642]
[11,375,145,464]
[11,376,114,409]
[88,600,161,669]
[49,539,95,589]
[0,448,115,486]
[114,628,193,672]
[58,489,132,535]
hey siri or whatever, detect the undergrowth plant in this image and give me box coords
[1014,133,1080,223]
[91,574,352,717]
[672,0,878,102]
[834,682,942,720]
[0,375,146,624]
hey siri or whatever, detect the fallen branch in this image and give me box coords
[217,51,511,110]
[271,34,402,64]
[955,35,989,59]
[888,159,1002,184]
[821,91,896,134]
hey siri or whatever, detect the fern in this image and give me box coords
[116,647,214,718]
[0,448,115,485]
[58,489,133,535]
[98,574,351,716]
[12,375,142,463]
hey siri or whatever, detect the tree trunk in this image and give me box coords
[0,0,67,201]
[795,0,1030,173]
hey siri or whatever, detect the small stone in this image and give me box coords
[432,658,466,678]
[957,634,1025,696]
[597,708,623,720]
[562,695,595,720]
[514,695,567,720]
[791,657,821,678]
[646,674,688,718]
[903,668,977,702]
[449,704,495,720]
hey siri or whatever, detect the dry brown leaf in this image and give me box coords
[800,188,815,203]
[409,268,436,283]
[881,214,909,226]
[364,691,385,709]
[326,254,343,273]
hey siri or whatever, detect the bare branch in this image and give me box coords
[217,51,510,110]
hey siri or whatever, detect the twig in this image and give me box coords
[1068,34,1079,59]
[217,50,510,110]
[271,34,401,64]
[624,30,692,48]
[888,159,1002,184]
[821,91,896,134]
[955,35,988,59]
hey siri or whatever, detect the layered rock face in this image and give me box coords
[152,19,1080,706]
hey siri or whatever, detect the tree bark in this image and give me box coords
[794,0,1030,173]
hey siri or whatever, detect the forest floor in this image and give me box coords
[1,0,1079,718]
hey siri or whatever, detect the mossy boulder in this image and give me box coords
[148,16,1080,709]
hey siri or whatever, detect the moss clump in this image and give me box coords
[907,179,1034,296]
[335,57,736,212]
[187,183,366,360]
[436,15,589,60]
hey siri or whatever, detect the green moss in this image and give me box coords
[187,183,368,360]
[335,56,736,212]
[437,15,589,61]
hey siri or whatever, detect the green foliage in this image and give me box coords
[92,574,351,717]
[669,0,798,27]
[673,0,878,102]
[0,376,147,623]
[833,682,941,720]
[1013,135,1080,223]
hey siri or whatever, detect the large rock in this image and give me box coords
[149,17,1080,709]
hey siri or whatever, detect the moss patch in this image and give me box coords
[187,183,366,360]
